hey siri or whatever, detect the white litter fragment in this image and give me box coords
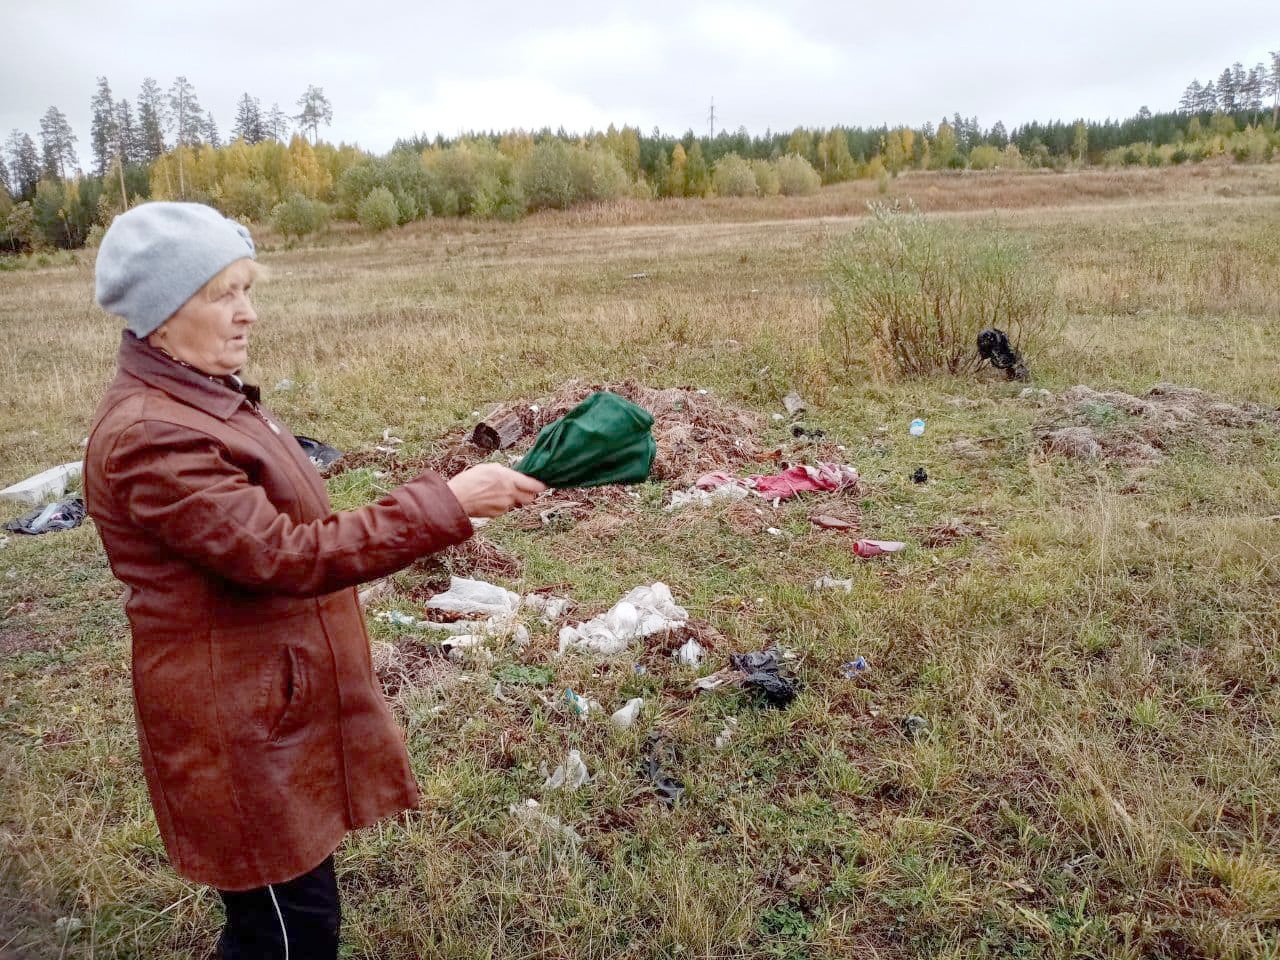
[524,593,572,622]
[381,428,405,446]
[427,576,521,620]
[513,623,531,647]
[274,379,295,392]
[771,412,785,421]
[558,583,688,656]
[715,718,738,749]
[766,527,783,537]
[509,799,582,845]
[1,462,82,507]
[665,483,750,511]
[675,638,705,666]
[543,749,591,791]
[611,698,644,729]
[782,392,806,416]
[814,576,854,593]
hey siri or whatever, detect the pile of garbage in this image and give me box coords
[1039,383,1280,466]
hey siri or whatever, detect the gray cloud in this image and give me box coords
[1,0,1273,160]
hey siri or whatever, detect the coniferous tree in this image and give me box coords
[232,94,265,144]
[38,107,78,180]
[266,103,289,142]
[6,130,41,198]
[115,99,139,165]
[137,77,168,164]
[0,155,9,197]
[1217,68,1237,112]
[294,85,333,144]
[90,77,118,177]
[1272,51,1280,127]
[1198,81,1218,113]
[167,76,203,196]
[1243,64,1266,113]
[1179,80,1202,114]
[203,111,221,148]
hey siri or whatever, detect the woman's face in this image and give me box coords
[151,259,258,376]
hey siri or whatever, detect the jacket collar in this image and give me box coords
[116,331,246,421]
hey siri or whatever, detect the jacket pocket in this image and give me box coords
[265,645,309,742]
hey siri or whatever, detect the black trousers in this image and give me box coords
[217,855,340,960]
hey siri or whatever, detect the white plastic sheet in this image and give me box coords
[558,583,688,656]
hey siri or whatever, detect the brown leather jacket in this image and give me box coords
[84,332,473,891]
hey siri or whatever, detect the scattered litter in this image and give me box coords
[675,638,705,666]
[633,664,647,676]
[427,576,521,620]
[699,464,859,502]
[696,388,709,396]
[977,328,1028,381]
[441,634,491,663]
[509,799,582,845]
[909,418,927,437]
[513,623,531,646]
[381,428,404,446]
[790,423,826,440]
[854,539,906,558]
[538,500,585,526]
[611,698,644,729]
[4,497,85,535]
[665,482,750,511]
[1,462,82,507]
[911,467,928,484]
[693,649,799,708]
[813,576,853,593]
[1020,387,1053,402]
[771,413,785,421]
[523,592,572,623]
[558,583,688,656]
[294,435,343,472]
[810,514,857,531]
[765,527,783,537]
[543,749,591,791]
[273,378,295,392]
[0,537,8,550]
[782,392,806,417]
[564,688,599,716]
[840,657,869,679]
[629,272,648,280]
[377,610,427,629]
[902,715,931,740]
[643,734,685,806]
[714,718,738,749]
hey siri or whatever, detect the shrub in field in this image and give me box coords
[357,186,398,232]
[776,154,821,196]
[568,144,629,203]
[272,192,328,240]
[422,140,522,217]
[968,144,1002,170]
[750,158,781,196]
[521,140,576,210]
[826,202,1053,377]
[711,153,758,197]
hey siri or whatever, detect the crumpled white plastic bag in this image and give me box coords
[558,582,688,655]
[543,749,591,790]
[426,576,521,619]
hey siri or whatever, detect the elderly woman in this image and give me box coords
[83,202,545,959]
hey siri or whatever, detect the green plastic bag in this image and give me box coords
[517,391,656,488]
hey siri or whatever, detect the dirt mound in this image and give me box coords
[418,380,764,489]
[1038,383,1279,466]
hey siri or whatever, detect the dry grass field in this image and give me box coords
[2,163,1279,959]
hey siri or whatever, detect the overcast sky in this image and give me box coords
[2,1,1274,158]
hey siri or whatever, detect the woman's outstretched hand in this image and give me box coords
[446,464,547,518]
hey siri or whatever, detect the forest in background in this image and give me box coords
[2,52,1278,253]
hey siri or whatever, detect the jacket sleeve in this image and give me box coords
[105,419,473,597]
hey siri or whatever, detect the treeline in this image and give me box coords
[3,54,1279,253]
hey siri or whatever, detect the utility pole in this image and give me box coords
[708,97,716,140]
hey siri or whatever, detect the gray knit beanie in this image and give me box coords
[95,202,256,338]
